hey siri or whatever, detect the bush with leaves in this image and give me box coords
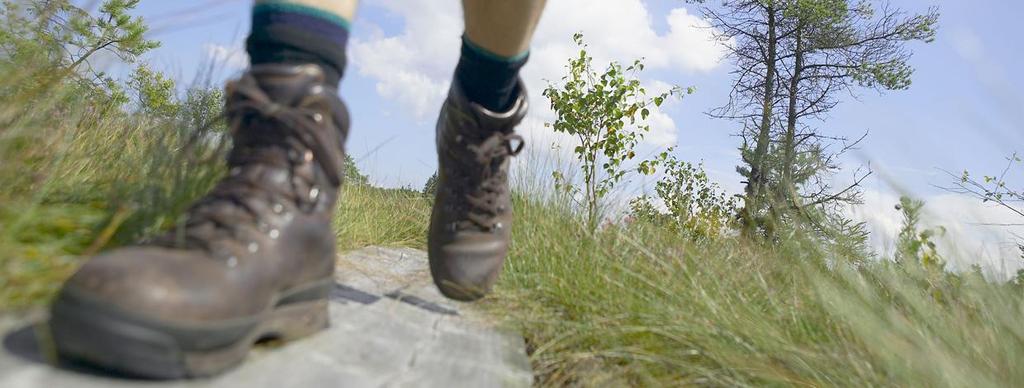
[127,64,179,119]
[544,32,689,229]
[812,209,873,265]
[630,158,738,240]
[0,0,159,101]
[343,154,369,186]
[944,152,1023,258]
[895,196,945,271]
[422,171,438,196]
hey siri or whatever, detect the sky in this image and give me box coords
[119,0,1024,276]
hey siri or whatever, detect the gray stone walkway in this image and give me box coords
[0,247,532,387]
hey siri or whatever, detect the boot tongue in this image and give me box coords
[225,63,347,189]
[249,64,327,108]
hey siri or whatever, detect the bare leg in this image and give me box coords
[461,0,547,58]
[255,0,359,22]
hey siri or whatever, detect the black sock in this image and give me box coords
[454,35,529,112]
[246,3,350,86]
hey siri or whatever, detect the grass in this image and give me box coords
[334,184,431,251]
[0,52,230,308]
[2,59,1024,387]
[329,175,1024,386]
[488,190,1024,386]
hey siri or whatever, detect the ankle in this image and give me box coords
[246,2,350,86]
[454,35,528,112]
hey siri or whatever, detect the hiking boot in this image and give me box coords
[428,78,527,301]
[48,64,349,379]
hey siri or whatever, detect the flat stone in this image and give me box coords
[0,247,532,388]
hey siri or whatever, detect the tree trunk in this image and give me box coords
[743,3,778,233]
[782,25,804,209]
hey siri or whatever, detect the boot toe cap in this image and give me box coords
[55,247,249,322]
[429,239,507,301]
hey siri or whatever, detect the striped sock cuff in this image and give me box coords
[247,2,351,84]
[461,35,530,63]
[455,35,528,112]
[253,2,351,31]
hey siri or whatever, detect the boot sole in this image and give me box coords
[47,279,332,379]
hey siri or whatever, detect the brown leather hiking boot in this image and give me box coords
[48,64,349,379]
[428,79,527,301]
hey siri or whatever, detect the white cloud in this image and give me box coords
[853,189,1024,280]
[645,109,680,148]
[663,8,728,72]
[350,1,462,119]
[202,43,248,71]
[642,80,683,148]
[350,0,728,150]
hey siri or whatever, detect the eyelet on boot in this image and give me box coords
[309,187,320,201]
[226,256,238,268]
[312,113,323,123]
[300,64,322,76]
[247,242,259,253]
[269,229,280,239]
[272,203,284,214]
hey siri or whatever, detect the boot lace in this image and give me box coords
[160,74,340,254]
[459,132,524,231]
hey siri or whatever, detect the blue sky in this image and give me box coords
[124,0,1024,274]
[128,0,1024,193]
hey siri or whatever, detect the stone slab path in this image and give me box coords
[0,247,533,387]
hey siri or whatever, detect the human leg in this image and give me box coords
[455,0,546,112]
[428,0,547,301]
